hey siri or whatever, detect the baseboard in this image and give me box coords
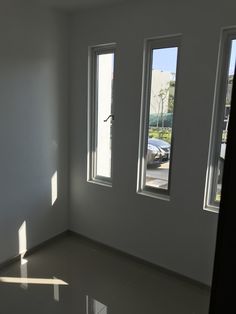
[25,230,69,257]
[68,230,211,291]
[0,229,211,291]
[0,230,69,272]
[0,255,21,271]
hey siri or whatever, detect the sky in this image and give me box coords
[152,40,236,76]
[229,39,236,75]
[152,47,178,73]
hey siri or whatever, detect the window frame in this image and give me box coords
[137,35,181,200]
[87,43,116,187]
[204,27,236,212]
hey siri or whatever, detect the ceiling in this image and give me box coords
[1,0,131,10]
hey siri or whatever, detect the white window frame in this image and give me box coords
[87,43,116,187]
[204,27,236,212]
[137,35,181,200]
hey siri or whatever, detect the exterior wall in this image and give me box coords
[150,70,172,115]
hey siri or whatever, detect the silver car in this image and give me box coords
[148,138,171,162]
[147,144,164,167]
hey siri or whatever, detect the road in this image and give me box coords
[146,162,169,189]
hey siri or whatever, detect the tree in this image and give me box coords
[168,94,175,113]
[158,87,169,128]
[150,85,170,128]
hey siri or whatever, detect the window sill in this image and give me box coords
[137,189,170,201]
[87,179,112,188]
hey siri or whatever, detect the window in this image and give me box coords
[204,28,236,211]
[137,35,180,199]
[88,44,116,186]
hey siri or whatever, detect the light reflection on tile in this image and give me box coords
[0,234,210,314]
[20,257,28,289]
[86,296,107,314]
[53,276,60,301]
[0,277,68,285]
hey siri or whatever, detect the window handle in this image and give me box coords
[104,114,114,122]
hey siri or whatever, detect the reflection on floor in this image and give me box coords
[0,233,210,313]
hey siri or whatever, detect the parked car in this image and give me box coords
[148,138,171,162]
[147,144,163,167]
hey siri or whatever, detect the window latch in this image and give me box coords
[104,114,114,122]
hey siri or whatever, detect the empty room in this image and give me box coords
[0,0,235,312]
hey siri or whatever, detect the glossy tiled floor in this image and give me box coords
[0,234,210,313]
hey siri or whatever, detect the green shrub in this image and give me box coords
[149,127,172,143]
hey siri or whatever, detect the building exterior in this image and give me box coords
[150,69,175,115]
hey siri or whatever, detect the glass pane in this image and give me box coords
[96,52,114,178]
[145,47,178,190]
[215,39,236,202]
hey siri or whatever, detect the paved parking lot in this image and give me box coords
[146,162,169,189]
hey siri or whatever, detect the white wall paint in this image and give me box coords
[69,0,236,285]
[0,5,69,263]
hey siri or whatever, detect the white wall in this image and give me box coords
[69,0,236,285]
[0,4,69,263]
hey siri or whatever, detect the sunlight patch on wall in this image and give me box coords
[51,171,58,206]
[18,221,28,289]
[18,221,27,256]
